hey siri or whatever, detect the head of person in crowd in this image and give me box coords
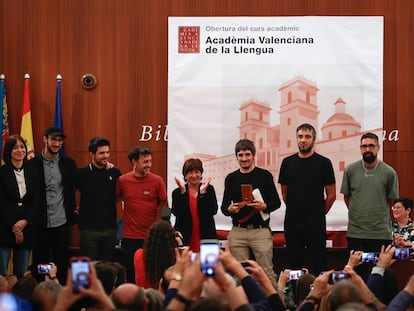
[111,283,146,310]
[327,280,362,311]
[111,262,126,288]
[128,146,152,177]
[200,273,236,308]
[296,123,316,155]
[234,139,256,172]
[392,197,413,224]
[2,134,28,165]
[32,281,62,311]
[295,272,316,306]
[43,127,66,157]
[88,137,110,169]
[182,158,203,184]
[93,261,118,295]
[189,297,228,311]
[359,132,380,164]
[143,220,178,288]
[336,302,372,311]
[0,276,11,293]
[144,288,164,311]
[11,276,38,304]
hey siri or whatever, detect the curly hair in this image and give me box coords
[143,221,178,288]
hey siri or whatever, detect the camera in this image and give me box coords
[71,256,91,293]
[329,271,350,284]
[393,248,413,260]
[37,264,52,275]
[289,269,304,281]
[360,252,379,263]
[200,239,219,277]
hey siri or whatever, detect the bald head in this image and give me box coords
[111,283,146,310]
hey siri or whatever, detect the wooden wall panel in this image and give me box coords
[0,0,413,197]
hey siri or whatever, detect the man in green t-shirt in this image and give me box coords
[340,132,399,253]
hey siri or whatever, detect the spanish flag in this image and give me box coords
[20,73,35,159]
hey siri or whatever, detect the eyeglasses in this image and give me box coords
[360,144,377,149]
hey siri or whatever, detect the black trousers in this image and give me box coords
[33,223,71,284]
[121,238,145,283]
[284,224,327,276]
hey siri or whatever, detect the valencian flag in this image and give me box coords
[20,73,35,159]
[54,74,65,154]
[0,74,10,163]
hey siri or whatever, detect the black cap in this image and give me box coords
[44,127,67,138]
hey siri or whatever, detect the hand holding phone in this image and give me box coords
[70,256,91,293]
[200,239,219,277]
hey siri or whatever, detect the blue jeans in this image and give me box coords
[0,247,30,278]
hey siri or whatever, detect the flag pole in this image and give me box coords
[54,74,65,154]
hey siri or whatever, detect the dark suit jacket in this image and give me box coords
[0,164,39,248]
[171,184,218,245]
[27,153,77,228]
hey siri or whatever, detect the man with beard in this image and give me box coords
[28,127,77,283]
[341,132,399,253]
[74,137,121,261]
[278,123,336,275]
[116,146,168,283]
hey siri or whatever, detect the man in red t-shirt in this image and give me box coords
[116,147,168,283]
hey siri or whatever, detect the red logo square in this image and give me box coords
[178,26,200,53]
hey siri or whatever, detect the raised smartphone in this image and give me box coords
[200,239,219,277]
[288,269,304,280]
[70,256,91,293]
[37,264,52,275]
[360,252,379,263]
[393,248,413,260]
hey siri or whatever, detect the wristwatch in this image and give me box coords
[171,272,183,281]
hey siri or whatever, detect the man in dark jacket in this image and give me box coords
[28,127,77,283]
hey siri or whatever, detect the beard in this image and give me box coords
[299,146,312,154]
[47,146,59,155]
[298,141,314,155]
[363,152,377,163]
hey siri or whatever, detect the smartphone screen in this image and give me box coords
[288,270,304,280]
[329,271,350,284]
[37,264,52,275]
[71,257,91,293]
[200,239,219,277]
[394,248,413,260]
[361,252,379,263]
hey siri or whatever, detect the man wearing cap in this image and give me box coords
[28,127,77,283]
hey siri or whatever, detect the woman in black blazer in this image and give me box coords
[172,158,218,251]
[0,134,39,278]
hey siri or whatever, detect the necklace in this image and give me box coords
[361,160,379,177]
